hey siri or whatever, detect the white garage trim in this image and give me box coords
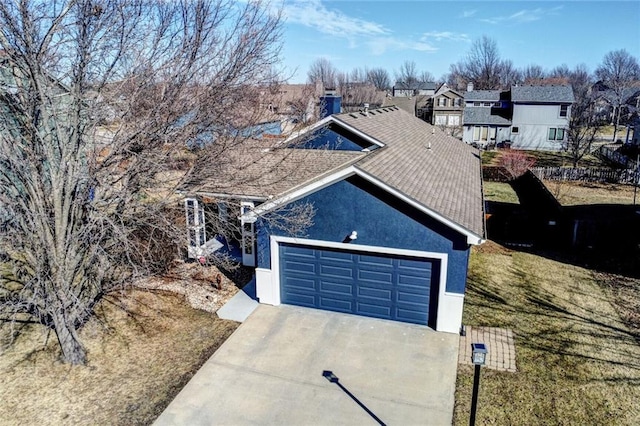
[256,235,463,334]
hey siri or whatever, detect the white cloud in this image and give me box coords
[480,5,564,25]
[283,1,438,56]
[365,37,438,55]
[283,0,390,38]
[461,9,476,18]
[421,31,470,43]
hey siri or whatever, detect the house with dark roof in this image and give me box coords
[462,89,512,147]
[425,83,465,131]
[463,85,574,150]
[392,81,437,97]
[181,99,485,334]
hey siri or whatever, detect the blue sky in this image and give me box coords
[278,1,640,83]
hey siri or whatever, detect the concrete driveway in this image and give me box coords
[154,304,459,425]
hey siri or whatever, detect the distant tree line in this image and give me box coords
[306,35,640,166]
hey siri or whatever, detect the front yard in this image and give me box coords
[454,242,640,425]
[0,289,238,425]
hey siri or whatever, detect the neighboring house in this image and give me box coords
[392,81,437,97]
[181,99,485,334]
[382,95,417,116]
[462,89,512,147]
[427,84,465,128]
[463,85,574,150]
[510,85,574,150]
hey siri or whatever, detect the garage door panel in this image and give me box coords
[357,286,392,300]
[283,276,316,291]
[358,269,393,283]
[359,254,394,267]
[283,260,316,274]
[320,264,354,278]
[357,302,393,318]
[319,250,353,262]
[280,243,436,326]
[285,293,317,307]
[319,280,353,296]
[319,297,353,312]
[397,308,428,324]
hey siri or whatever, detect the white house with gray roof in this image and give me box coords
[463,85,574,150]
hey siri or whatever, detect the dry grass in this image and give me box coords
[454,242,640,425]
[483,181,520,204]
[544,180,638,206]
[481,150,604,168]
[0,289,239,426]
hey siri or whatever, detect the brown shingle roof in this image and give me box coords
[183,141,365,199]
[334,107,485,237]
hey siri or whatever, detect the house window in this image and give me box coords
[560,105,568,117]
[435,115,447,125]
[474,101,481,106]
[448,115,460,126]
[548,127,565,141]
[437,97,445,107]
[473,126,495,142]
[453,98,461,107]
[512,126,519,134]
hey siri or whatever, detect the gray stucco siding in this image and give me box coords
[257,176,471,294]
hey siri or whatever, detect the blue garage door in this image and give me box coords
[279,243,436,325]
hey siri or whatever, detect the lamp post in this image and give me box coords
[470,343,488,426]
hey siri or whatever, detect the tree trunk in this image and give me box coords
[613,107,620,142]
[51,309,87,365]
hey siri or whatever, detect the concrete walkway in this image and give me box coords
[155,305,460,425]
[215,278,258,322]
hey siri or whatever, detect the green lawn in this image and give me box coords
[454,243,640,425]
[483,181,520,204]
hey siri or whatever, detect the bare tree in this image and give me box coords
[336,70,383,112]
[549,64,571,79]
[366,67,391,91]
[499,60,521,88]
[521,64,547,84]
[419,70,435,83]
[596,49,640,141]
[565,97,603,167]
[395,60,420,89]
[565,64,602,167]
[307,57,338,89]
[450,36,505,90]
[0,0,286,365]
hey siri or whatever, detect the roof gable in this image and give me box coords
[252,107,485,242]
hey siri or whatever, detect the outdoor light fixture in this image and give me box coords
[469,342,489,426]
[471,343,488,365]
[342,231,357,243]
[322,370,339,383]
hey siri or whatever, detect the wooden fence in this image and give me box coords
[595,145,633,168]
[530,166,639,184]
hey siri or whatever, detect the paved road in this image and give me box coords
[154,304,459,425]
